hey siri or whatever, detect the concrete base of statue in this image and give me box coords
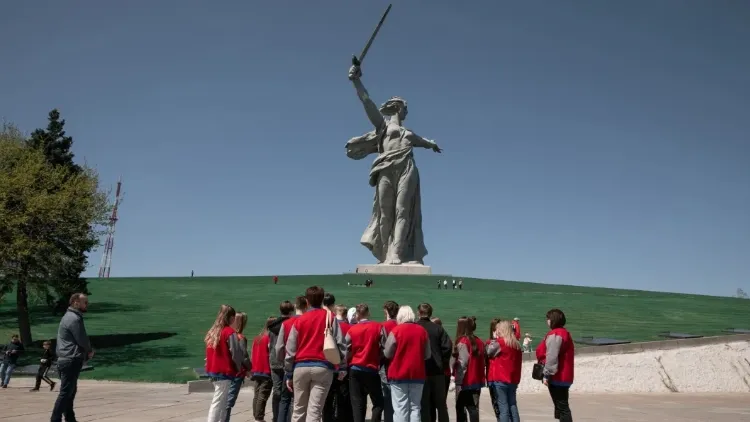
[356,263,432,275]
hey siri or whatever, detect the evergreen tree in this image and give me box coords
[26,110,92,311]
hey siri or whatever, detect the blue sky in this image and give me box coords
[2,1,748,296]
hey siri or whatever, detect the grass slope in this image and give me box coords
[1,274,748,383]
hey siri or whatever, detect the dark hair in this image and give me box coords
[43,340,52,346]
[383,301,399,319]
[305,286,325,308]
[295,296,308,311]
[430,317,442,326]
[417,303,433,318]
[279,301,294,316]
[323,293,336,307]
[546,309,566,329]
[454,316,479,356]
[11,334,19,339]
[489,318,500,339]
[356,303,370,318]
[69,292,87,306]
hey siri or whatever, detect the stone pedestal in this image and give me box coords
[356,263,432,275]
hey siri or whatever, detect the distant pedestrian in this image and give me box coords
[523,333,532,353]
[50,293,94,422]
[458,279,463,290]
[29,340,56,392]
[452,280,456,290]
[1,334,24,388]
[192,270,195,277]
[274,276,279,284]
[437,280,441,290]
[443,280,447,289]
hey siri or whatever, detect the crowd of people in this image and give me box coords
[203,285,575,422]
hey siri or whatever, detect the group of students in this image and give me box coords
[203,285,575,422]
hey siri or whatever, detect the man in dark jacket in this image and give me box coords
[268,300,295,422]
[416,303,452,422]
[0,334,24,388]
[51,293,93,422]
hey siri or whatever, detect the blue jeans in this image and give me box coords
[491,383,520,422]
[224,377,244,421]
[0,362,16,386]
[390,383,423,422]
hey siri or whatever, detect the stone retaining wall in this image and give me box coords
[522,333,750,361]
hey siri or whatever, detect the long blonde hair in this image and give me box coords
[205,305,236,348]
[496,320,521,350]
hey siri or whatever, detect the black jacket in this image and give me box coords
[416,317,453,376]
[267,316,290,370]
[2,341,24,365]
[40,349,56,368]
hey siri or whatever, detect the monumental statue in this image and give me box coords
[344,7,441,273]
[346,66,441,268]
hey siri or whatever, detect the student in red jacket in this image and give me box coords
[536,309,574,422]
[345,304,384,422]
[205,305,243,422]
[274,296,308,422]
[284,286,346,422]
[322,294,352,422]
[225,312,252,422]
[383,305,430,422]
[485,318,501,420]
[453,316,485,422]
[380,300,399,422]
[250,317,275,422]
[511,318,521,341]
[487,319,523,422]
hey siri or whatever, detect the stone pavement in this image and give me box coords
[1,378,749,421]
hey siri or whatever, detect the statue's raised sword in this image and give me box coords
[352,4,392,67]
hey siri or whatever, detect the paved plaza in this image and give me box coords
[1,378,749,421]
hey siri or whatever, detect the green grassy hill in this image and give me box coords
[1,274,748,383]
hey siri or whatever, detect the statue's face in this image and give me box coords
[398,106,408,120]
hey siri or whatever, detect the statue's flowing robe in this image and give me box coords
[346,129,428,264]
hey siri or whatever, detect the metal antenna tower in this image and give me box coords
[98,177,123,278]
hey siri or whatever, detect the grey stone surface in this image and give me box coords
[346,65,441,266]
[2,378,749,421]
[356,263,432,275]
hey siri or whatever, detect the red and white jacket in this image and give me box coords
[345,319,383,373]
[206,326,244,379]
[536,327,574,386]
[486,337,522,385]
[383,322,431,383]
[251,334,272,378]
[453,335,486,390]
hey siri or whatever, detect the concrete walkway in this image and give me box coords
[2,378,749,421]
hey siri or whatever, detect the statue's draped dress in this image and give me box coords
[346,127,428,264]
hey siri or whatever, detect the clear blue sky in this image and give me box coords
[2,1,748,296]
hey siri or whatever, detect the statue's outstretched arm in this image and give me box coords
[408,131,442,153]
[350,66,385,131]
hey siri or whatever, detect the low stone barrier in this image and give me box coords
[522,333,750,361]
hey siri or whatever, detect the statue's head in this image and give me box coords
[380,96,408,120]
